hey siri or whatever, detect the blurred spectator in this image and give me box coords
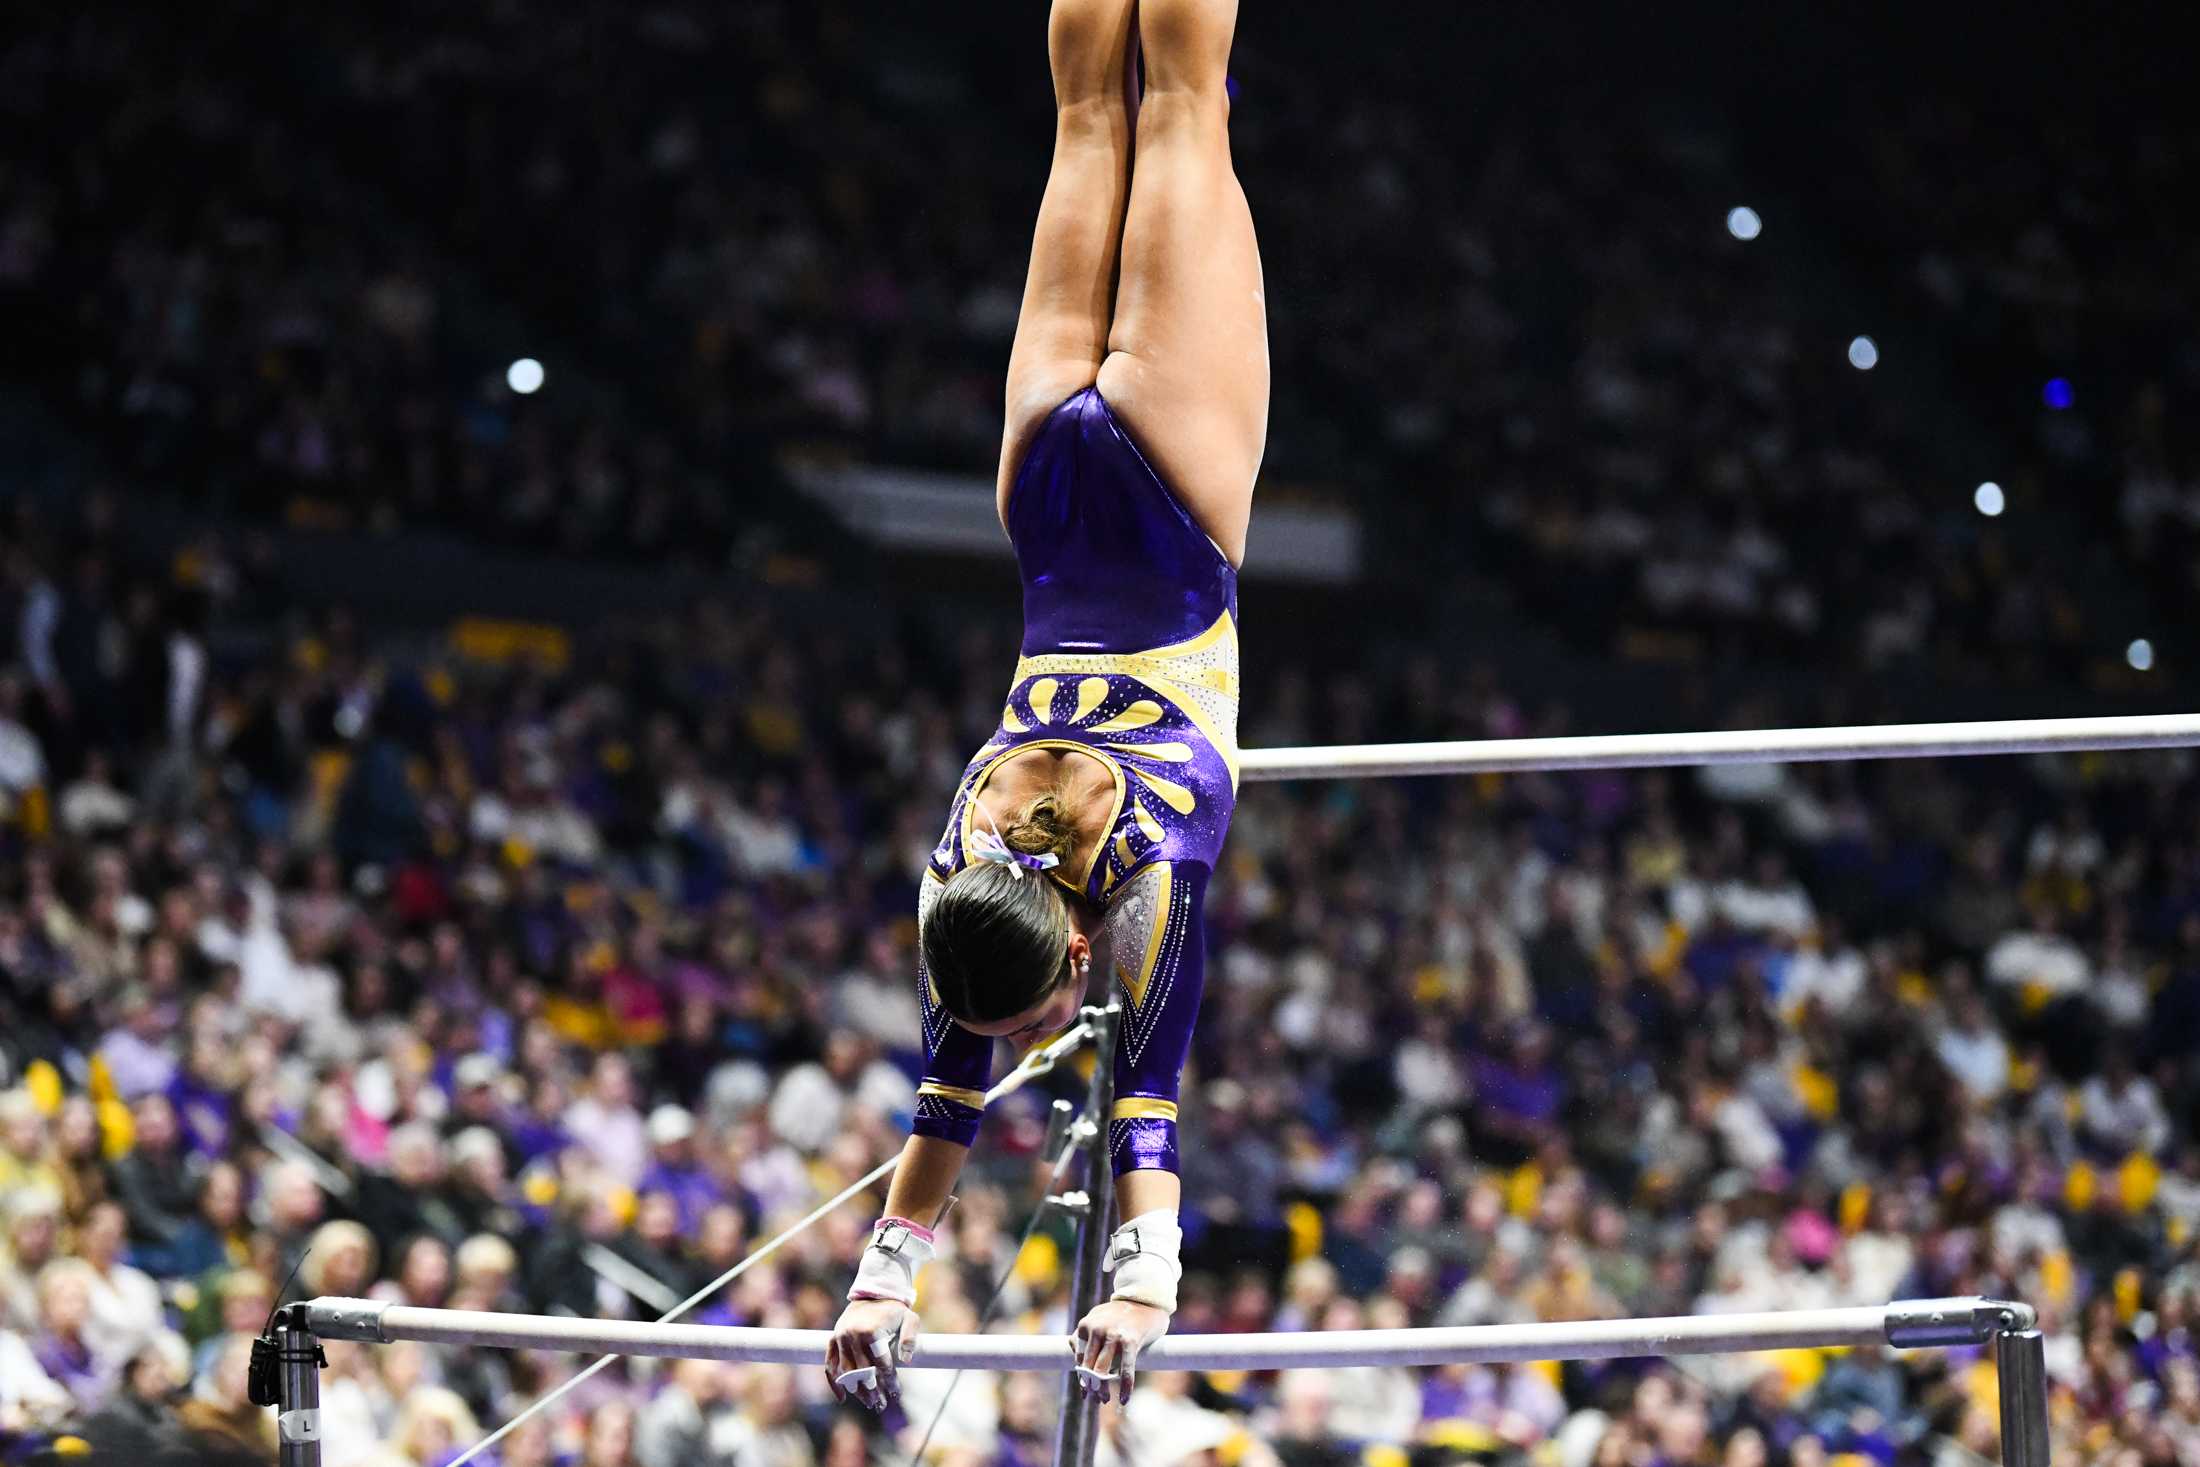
[75,1202,161,1364]
[110,1095,198,1256]
[83,1332,191,1441]
[568,1054,650,1187]
[2078,1049,2172,1159]
[637,1106,716,1233]
[30,1259,112,1412]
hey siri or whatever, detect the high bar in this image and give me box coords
[304,1296,2031,1371]
[1238,712,2200,782]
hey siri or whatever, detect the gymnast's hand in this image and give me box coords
[824,1297,918,1412]
[1072,1298,1169,1403]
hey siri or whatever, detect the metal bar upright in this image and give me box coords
[1053,1003,1120,1467]
[1996,1328,2051,1467]
[275,1305,326,1467]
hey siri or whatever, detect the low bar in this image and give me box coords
[1239,711,2200,782]
[306,1296,2022,1372]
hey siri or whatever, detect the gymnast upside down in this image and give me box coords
[824,0,1267,1412]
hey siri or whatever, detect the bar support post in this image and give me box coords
[1996,1328,2050,1467]
[275,1304,326,1467]
[1053,1003,1120,1467]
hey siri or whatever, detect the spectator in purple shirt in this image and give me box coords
[508,1074,575,1168]
[635,1105,719,1233]
[166,1034,237,1160]
[1471,1021,1565,1166]
[30,1259,112,1412]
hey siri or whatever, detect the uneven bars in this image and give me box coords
[1238,711,2200,782]
[305,1296,2030,1372]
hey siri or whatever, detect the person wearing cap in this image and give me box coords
[354,1123,466,1252]
[441,1053,510,1138]
[638,1105,719,1234]
[447,1127,522,1238]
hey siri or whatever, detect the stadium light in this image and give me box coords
[1726,206,1763,241]
[1973,482,2005,517]
[1847,336,1879,371]
[507,358,546,395]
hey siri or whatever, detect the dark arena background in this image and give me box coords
[3,4,2199,1467]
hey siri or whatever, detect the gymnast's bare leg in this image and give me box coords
[1097,0,1268,567]
[996,0,1142,511]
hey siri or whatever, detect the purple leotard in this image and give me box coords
[912,388,1239,1176]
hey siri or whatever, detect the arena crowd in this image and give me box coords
[4,489,2199,1467]
[5,5,2200,1467]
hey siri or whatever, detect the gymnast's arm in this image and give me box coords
[823,873,989,1407]
[820,1136,970,1408]
[877,1134,966,1226]
[1073,858,1210,1398]
[1103,860,1209,1188]
[879,1005,993,1225]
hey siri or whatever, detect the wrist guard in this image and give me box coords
[848,1217,936,1305]
[1104,1209,1182,1313]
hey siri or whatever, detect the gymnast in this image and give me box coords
[824,0,1267,1413]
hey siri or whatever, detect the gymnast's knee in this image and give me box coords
[1050,0,1136,110]
[1138,0,1235,94]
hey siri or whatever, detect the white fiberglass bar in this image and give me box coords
[305,1297,2031,1372]
[1238,711,2200,783]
